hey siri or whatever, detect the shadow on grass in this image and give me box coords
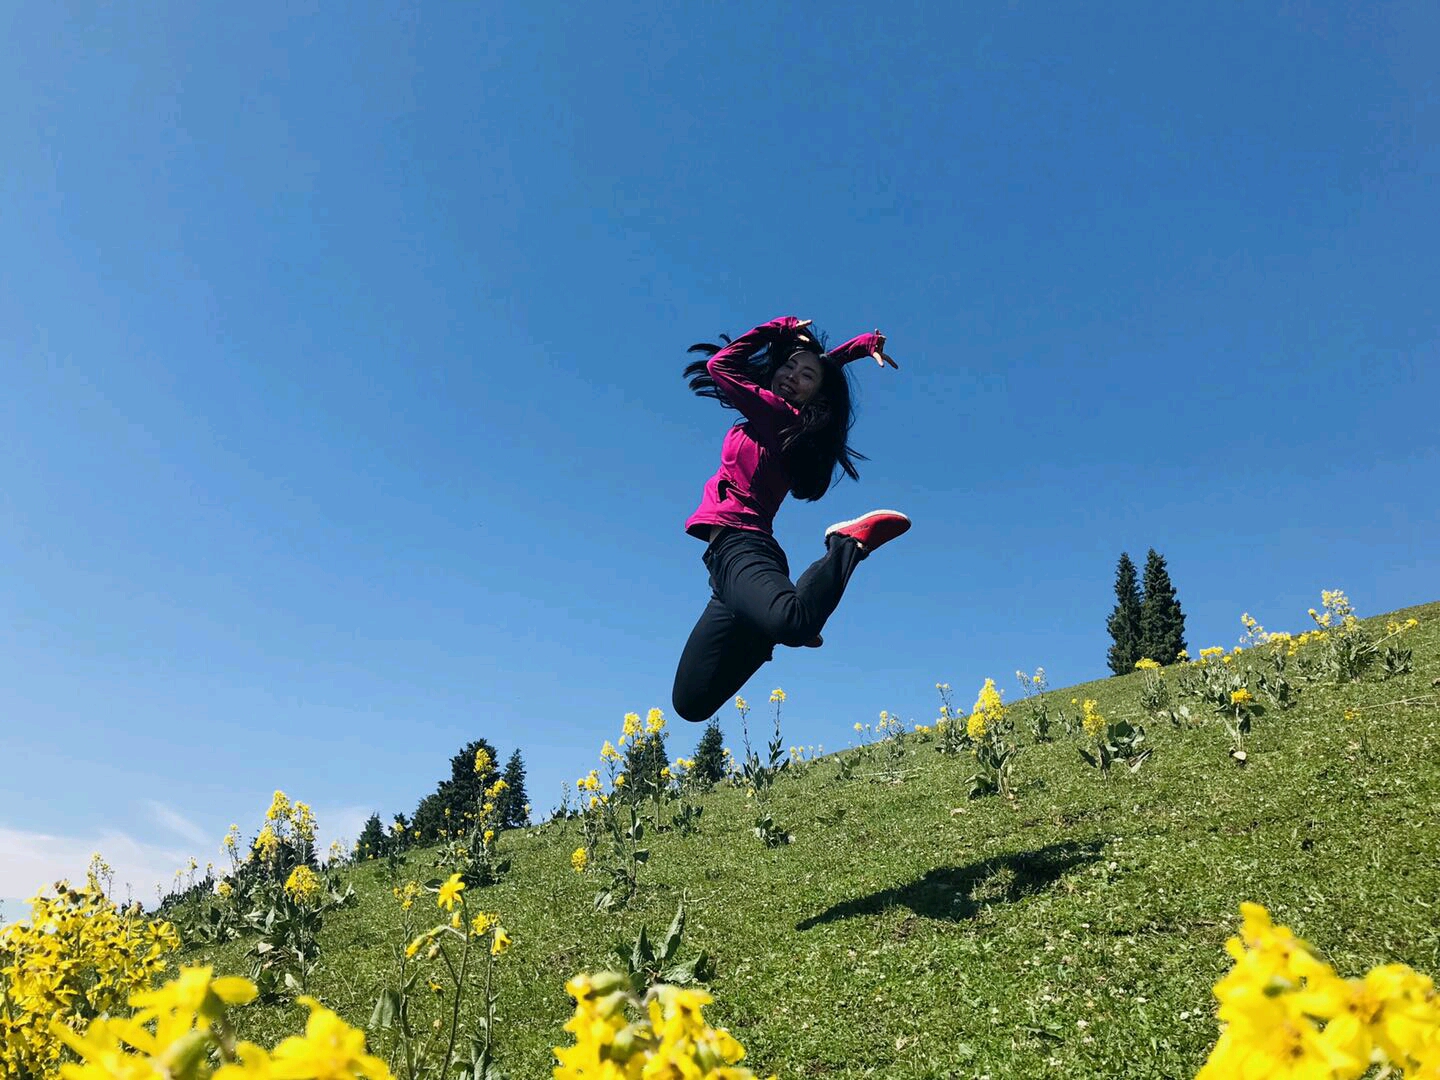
[796,839,1105,930]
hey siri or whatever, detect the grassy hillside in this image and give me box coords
[183,601,1440,1078]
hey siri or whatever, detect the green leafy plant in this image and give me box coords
[737,691,793,845]
[1015,668,1055,742]
[611,897,713,994]
[963,679,1019,800]
[1076,699,1151,777]
[369,875,512,1080]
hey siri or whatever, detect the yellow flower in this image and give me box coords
[853,722,863,732]
[1135,658,1161,671]
[769,688,786,704]
[571,847,588,873]
[436,873,466,912]
[254,824,281,865]
[490,927,512,955]
[266,790,291,823]
[1081,699,1106,737]
[291,801,317,844]
[622,712,642,739]
[646,707,666,733]
[614,774,626,789]
[734,695,748,712]
[600,740,620,762]
[217,881,233,899]
[483,829,495,845]
[270,996,394,1079]
[967,677,1005,739]
[470,912,495,936]
[473,747,492,776]
[1231,688,1254,706]
[283,865,322,906]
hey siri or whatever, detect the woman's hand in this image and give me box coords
[763,316,820,351]
[869,329,898,369]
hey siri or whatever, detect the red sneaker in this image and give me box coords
[825,510,911,555]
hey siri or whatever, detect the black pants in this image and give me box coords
[671,527,864,722]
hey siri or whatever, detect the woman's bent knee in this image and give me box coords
[672,688,713,724]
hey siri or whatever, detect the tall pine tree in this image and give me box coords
[496,749,530,829]
[411,737,499,841]
[1106,552,1144,675]
[623,731,669,798]
[691,720,726,787]
[355,813,389,860]
[1139,547,1188,665]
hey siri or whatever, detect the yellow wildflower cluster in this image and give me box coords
[291,801,318,844]
[1,880,179,1077]
[249,789,320,871]
[254,823,282,865]
[283,865,323,907]
[647,707,667,734]
[1310,588,1358,630]
[553,972,771,1079]
[265,790,291,823]
[392,880,423,911]
[875,710,903,737]
[1198,647,1227,663]
[55,965,393,1080]
[1135,658,1162,672]
[1199,903,1440,1079]
[572,847,589,873]
[967,678,1005,740]
[474,747,493,776]
[221,823,242,863]
[1230,688,1255,707]
[1081,699,1106,737]
[1386,617,1421,636]
[769,688,786,704]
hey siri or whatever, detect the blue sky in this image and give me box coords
[3,1,1437,905]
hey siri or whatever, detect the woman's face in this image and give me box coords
[772,350,824,406]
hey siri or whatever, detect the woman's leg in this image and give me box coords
[672,596,776,722]
[709,530,865,649]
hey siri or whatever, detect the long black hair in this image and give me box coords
[683,323,865,501]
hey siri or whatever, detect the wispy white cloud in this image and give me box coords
[313,804,372,859]
[0,802,378,917]
[0,824,195,911]
[143,799,210,846]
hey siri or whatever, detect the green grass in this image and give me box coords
[184,601,1440,1078]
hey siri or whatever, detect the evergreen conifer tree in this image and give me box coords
[411,788,451,843]
[445,738,499,817]
[691,720,726,787]
[1139,547,1188,665]
[391,812,411,850]
[355,813,388,860]
[1106,552,1144,675]
[496,749,530,828]
[623,732,670,798]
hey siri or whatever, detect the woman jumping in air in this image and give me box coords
[672,314,911,723]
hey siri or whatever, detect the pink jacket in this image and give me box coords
[684,318,881,539]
